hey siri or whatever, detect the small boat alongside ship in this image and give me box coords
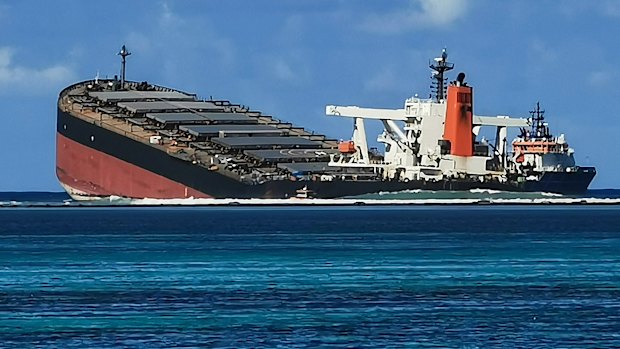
[56,47,595,200]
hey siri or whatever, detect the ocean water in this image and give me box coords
[2,189,620,207]
[0,206,619,348]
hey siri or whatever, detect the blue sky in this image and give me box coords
[0,0,618,190]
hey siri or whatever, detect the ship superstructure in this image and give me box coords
[512,103,575,174]
[326,50,595,194]
[55,47,595,200]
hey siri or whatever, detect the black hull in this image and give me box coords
[57,109,595,199]
[522,168,596,194]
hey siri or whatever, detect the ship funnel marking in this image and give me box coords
[443,81,474,157]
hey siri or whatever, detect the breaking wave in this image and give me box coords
[378,189,424,196]
[122,197,620,206]
[1,190,620,207]
[541,192,563,197]
[469,188,503,195]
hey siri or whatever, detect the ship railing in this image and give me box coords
[59,80,97,98]
[405,96,435,104]
[93,119,152,145]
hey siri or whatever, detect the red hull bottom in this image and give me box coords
[56,133,211,200]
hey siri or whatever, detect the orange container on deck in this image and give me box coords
[338,140,356,153]
[443,84,474,157]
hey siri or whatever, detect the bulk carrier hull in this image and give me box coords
[56,48,595,200]
[56,108,595,200]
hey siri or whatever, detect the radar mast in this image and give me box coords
[527,102,552,140]
[429,48,454,102]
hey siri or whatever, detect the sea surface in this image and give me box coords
[2,189,620,206]
[0,205,619,348]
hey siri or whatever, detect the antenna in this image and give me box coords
[528,102,551,139]
[118,45,131,88]
[429,48,454,102]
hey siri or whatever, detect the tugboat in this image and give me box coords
[510,103,595,193]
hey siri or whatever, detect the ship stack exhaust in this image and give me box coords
[443,72,474,157]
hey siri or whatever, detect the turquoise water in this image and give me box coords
[0,207,619,347]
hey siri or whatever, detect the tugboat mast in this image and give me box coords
[528,102,551,139]
[429,48,454,102]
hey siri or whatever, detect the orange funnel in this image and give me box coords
[443,84,474,156]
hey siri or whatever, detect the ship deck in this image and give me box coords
[58,80,363,185]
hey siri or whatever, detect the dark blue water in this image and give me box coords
[1,207,619,348]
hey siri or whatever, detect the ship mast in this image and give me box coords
[429,48,454,102]
[118,45,131,88]
[528,102,551,140]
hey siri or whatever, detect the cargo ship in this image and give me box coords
[56,47,595,200]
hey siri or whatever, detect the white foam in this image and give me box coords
[120,197,620,206]
[469,188,503,195]
[102,195,133,205]
[137,197,479,206]
[3,196,618,207]
[540,192,563,197]
[377,189,425,196]
[490,197,620,204]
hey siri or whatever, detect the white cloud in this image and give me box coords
[359,0,470,34]
[529,39,557,63]
[125,2,236,78]
[0,47,76,93]
[278,15,305,43]
[0,3,7,21]
[364,67,399,92]
[159,2,184,27]
[560,1,620,19]
[260,51,311,85]
[273,59,297,82]
[603,0,620,17]
[587,70,615,87]
[126,32,152,54]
